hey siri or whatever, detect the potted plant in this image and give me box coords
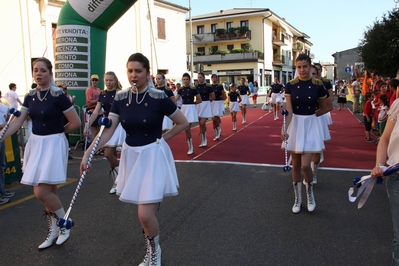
[238,26,249,37]
[215,28,226,38]
[227,27,237,37]
[231,48,244,53]
[194,51,204,56]
[215,49,230,55]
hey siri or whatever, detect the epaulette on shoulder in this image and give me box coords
[114,88,129,101]
[30,85,63,97]
[165,86,171,90]
[190,85,196,89]
[321,78,331,82]
[206,83,212,87]
[312,77,323,85]
[100,90,107,94]
[289,77,300,85]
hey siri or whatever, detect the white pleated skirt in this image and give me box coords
[240,95,250,105]
[325,112,333,125]
[229,102,240,113]
[116,138,179,204]
[181,104,198,123]
[196,101,213,118]
[104,123,126,147]
[162,116,173,131]
[211,100,224,117]
[317,114,331,141]
[22,133,68,186]
[282,114,325,154]
[271,93,282,104]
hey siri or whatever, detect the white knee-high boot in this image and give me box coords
[38,211,60,249]
[55,208,70,245]
[139,230,150,266]
[199,132,207,147]
[292,182,302,214]
[311,162,319,184]
[148,235,161,266]
[109,166,118,194]
[233,121,237,131]
[304,181,316,212]
[187,138,193,155]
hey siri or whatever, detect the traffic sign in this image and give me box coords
[345,67,351,73]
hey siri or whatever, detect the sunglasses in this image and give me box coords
[92,79,99,81]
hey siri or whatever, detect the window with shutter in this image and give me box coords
[157,17,166,40]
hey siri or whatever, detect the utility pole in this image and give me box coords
[189,0,194,79]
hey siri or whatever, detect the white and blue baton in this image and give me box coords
[57,116,112,229]
[0,108,21,140]
[348,163,399,208]
[281,109,291,172]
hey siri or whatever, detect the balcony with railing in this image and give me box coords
[193,51,262,65]
[272,33,288,46]
[192,27,252,44]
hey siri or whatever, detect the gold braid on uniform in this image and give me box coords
[311,77,323,85]
[288,77,300,85]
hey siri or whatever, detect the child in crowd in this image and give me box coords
[377,94,389,136]
[363,92,375,142]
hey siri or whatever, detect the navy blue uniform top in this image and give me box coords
[195,83,214,101]
[228,91,240,102]
[284,77,328,115]
[22,86,74,135]
[156,85,174,99]
[110,87,178,146]
[270,83,284,93]
[237,85,250,96]
[177,85,199,105]
[211,83,224,101]
[98,89,119,116]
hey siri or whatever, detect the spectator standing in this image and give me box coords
[351,78,361,113]
[5,83,22,110]
[363,92,375,142]
[371,98,399,265]
[377,94,389,136]
[252,81,259,108]
[337,80,348,110]
[85,74,102,141]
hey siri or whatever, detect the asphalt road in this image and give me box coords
[0,95,390,266]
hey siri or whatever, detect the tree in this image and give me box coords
[358,10,399,77]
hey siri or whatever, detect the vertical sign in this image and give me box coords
[55,25,91,90]
[5,133,22,184]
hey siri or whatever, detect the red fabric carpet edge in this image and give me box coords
[166,107,376,170]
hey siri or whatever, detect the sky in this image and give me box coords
[169,0,397,63]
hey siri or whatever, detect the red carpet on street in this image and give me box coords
[167,107,376,170]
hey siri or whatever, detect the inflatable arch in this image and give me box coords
[54,0,137,107]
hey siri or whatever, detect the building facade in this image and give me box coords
[332,47,362,82]
[186,8,313,89]
[0,0,188,104]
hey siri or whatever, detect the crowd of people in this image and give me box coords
[1,52,399,265]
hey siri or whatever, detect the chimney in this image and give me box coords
[220,10,224,14]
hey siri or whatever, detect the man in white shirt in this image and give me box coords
[5,83,22,110]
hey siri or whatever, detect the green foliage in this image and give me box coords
[231,48,244,53]
[254,50,264,59]
[215,49,230,55]
[242,43,253,52]
[358,10,399,77]
[227,27,237,36]
[209,46,218,55]
[195,51,204,56]
[238,26,249,34]
[215,28,226,36]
